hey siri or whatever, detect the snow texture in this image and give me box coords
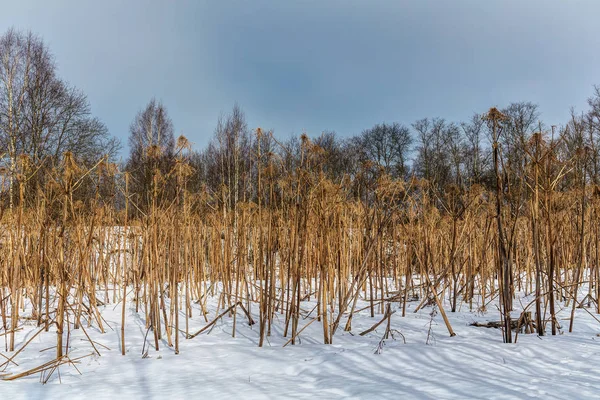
[1,290,599,399]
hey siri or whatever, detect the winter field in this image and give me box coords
[1,285,599,400]
[3,4,600,399]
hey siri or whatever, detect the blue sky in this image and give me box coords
[2,0,599,159]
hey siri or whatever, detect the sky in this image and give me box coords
[1,0,600,160]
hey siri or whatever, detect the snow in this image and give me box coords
[1,288,600,399]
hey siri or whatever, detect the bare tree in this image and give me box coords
[125,98,175,209]
[0,28,119,208]
[0,28,33,209]
[312,131,353,182]
[412,117,454,191]
[461,113,489,186]
[355,122,412,179]
[201,104,252,208]
[585,86,600,183]
[499,101,540,185]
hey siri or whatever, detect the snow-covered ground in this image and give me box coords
[1,290,599,399]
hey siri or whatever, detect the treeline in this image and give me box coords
[2,27,600,216]
[124,94,600,221]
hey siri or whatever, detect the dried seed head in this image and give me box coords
[147,145,162,158]
[311,144,325,156]
[300,133,309,146]
[531,132,542,142]
[484,107,508,121]
[264,164,276,178]
[74,200,84,211]
[46,179,62,193]
[177,161,194,178]
[153,168,164,182]
[445,184,461,197]
[177,135,191,151]
[106,162,119,176]
[18,154,30,169]
[63,151,80,178]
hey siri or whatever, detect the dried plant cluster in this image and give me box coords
[1,107,600,382]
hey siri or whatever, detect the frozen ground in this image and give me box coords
[1,290,599,399]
